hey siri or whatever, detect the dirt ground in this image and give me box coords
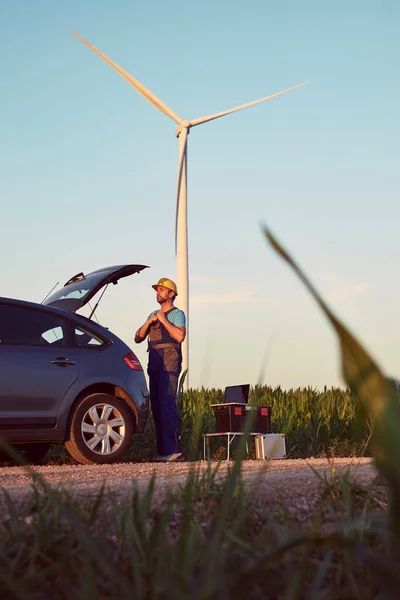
[0,457,379,524]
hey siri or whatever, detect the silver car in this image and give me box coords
[0,265,149,465]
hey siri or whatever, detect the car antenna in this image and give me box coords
[41,282,59,304]
[88,284,109,320]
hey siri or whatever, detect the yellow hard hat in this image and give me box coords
[152,278,178,296]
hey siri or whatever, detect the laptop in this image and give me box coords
[210,384,250,407]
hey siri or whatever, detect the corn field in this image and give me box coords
[125,384,377,462]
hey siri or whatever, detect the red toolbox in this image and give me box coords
[211,385,272,434]
[213,404,245,433]
[244,406,272,433]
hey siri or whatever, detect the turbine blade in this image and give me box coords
[189,81,308,127]
[72,31,183,124]
[175,129,188,254]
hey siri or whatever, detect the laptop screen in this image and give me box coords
[224,384,250,404]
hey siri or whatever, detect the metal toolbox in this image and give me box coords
[255,434,286,459]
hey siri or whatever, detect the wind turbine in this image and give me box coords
[72,31,307,390]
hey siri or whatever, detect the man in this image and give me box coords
[135,278,186,462]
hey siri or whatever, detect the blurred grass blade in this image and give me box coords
[263,225,400,532]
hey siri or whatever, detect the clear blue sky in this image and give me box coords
[1,0,399,389]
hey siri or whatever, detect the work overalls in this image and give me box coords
[147,309,182,456]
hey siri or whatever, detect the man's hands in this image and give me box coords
[135,310,186,344]
[135,314,157,344]
[155,310,167,325]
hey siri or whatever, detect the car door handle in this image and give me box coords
[51,357,76,367]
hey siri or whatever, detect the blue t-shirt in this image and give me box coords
[148,308,186,328]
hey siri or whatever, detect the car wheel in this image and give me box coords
[65,393,134,465]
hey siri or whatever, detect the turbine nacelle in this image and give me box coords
[175,121,191,137]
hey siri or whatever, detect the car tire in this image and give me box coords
[65,393,134,465]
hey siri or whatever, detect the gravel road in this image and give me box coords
[0,457,378,523]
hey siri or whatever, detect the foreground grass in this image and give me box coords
[0,456,397,600]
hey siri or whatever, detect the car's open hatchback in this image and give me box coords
[43,264,148,316]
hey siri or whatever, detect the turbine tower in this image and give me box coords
[73,32,307,390]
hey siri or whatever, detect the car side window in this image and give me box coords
[0,305,66,347]
[74,325,105,348]
[41,326,65,345]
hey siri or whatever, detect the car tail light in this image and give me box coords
[124,352,143,371]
